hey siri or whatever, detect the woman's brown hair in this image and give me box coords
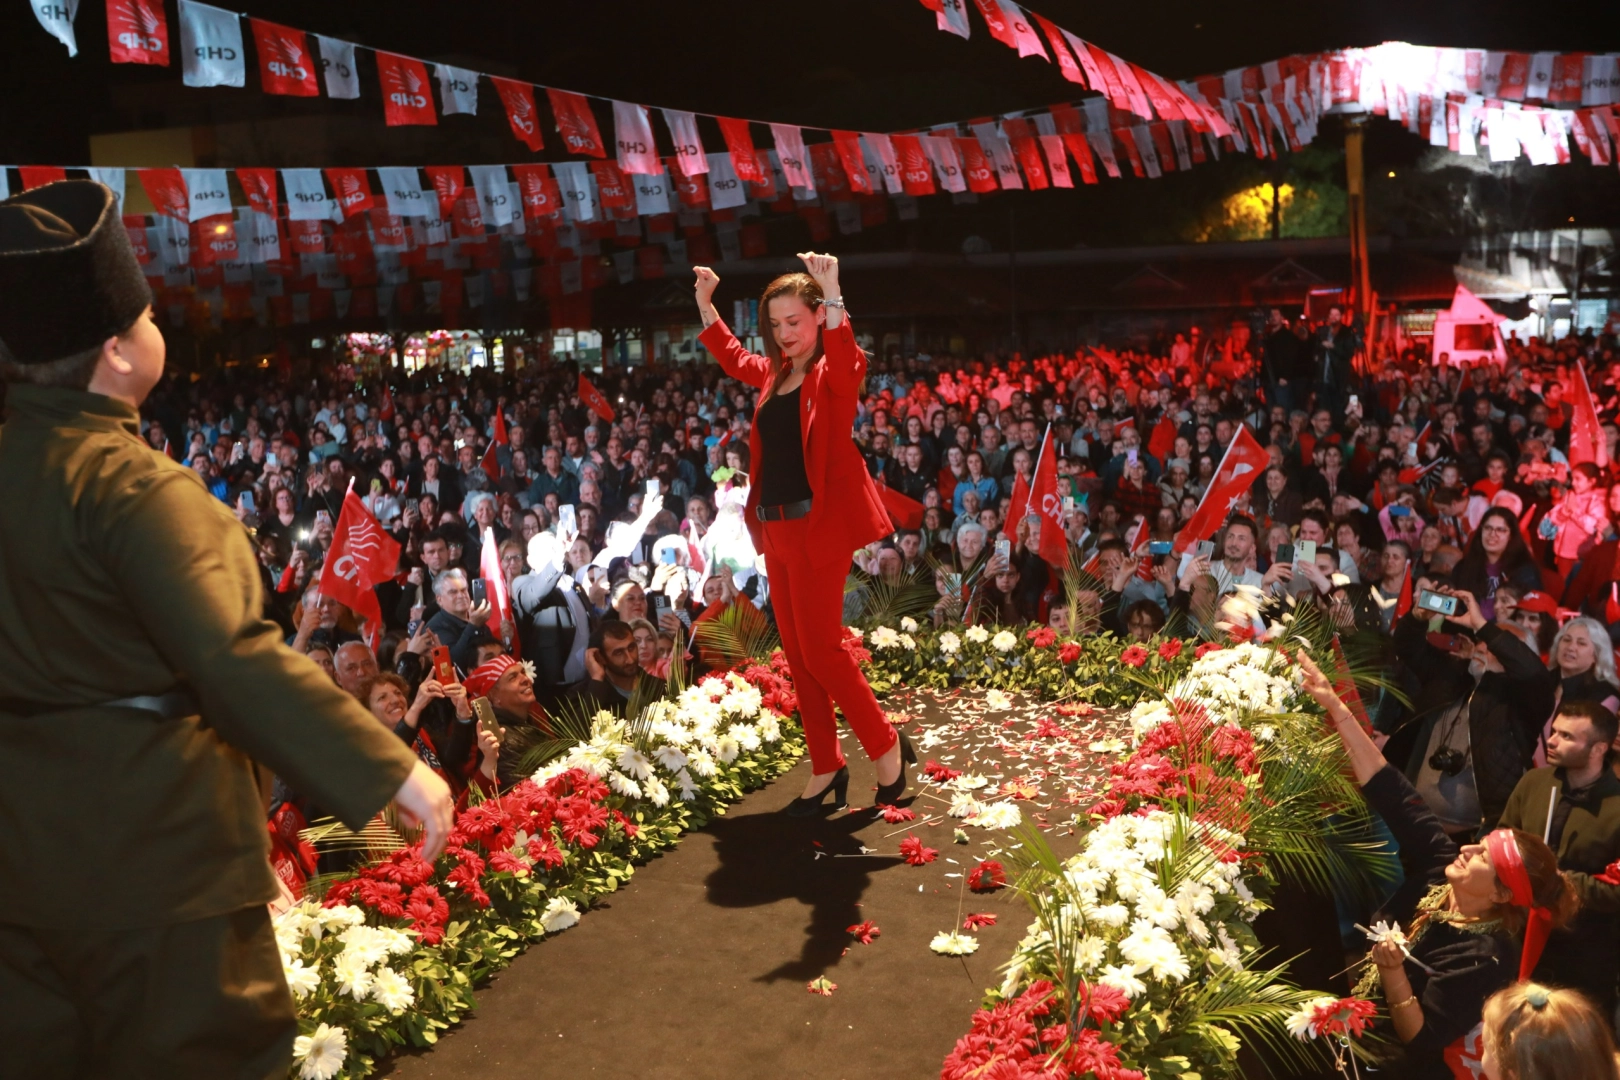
[1483,982,1620,1080]
[1488,828,1580,938]
[758,272,824,404]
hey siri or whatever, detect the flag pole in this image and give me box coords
[1172,422,1247,554]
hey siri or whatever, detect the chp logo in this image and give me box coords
[111,0,166,56]
[385,63,428,110]
[507,89,536,135]
[335,172,368,210]
[263,35,308,83]
[331,514,388,585]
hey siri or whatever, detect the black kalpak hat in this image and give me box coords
[0,180,152,365]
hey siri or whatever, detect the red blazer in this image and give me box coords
[699,317,891,568]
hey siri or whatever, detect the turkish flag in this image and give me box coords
[1027,427,1069,568]
[107,0,169,66]
[1001,469,1030,547]
[547,89,606,157]
[249,19,318,96]
[376,52,436,126]
[716,117,765,184]
[1569,360,1610,468]
[324,167,375,219]
[1172,425,1268,554]
[137,168,190,221]
[579,373,615,421]
[877,481,924,531]
[481,406,508,481]
[319,488,401,647]
[478,525,517,658]
[236,168,278,216]
[492,78,545,152]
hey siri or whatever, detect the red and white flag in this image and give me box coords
[479,525,516,657]
[1171,425,1268,554]
[612,100,661,175]
[376,51,436,126]
[489,78,544,152]
[770,124,815,191]
[249,18,317,96]
[319,487,401,651]
[1026,427,1069,567]
[830,131,871,195]
[547,89,605,157]
[323,167,374,219]
[1569,360,1610,468]
[1001,469,1030,547]
[236,167,277,216]
[1033,14,1085,85]
[660,109,708,176]
[425,165,466,219]
[579,373,615,422]
[512,164,563,221]
[715,117,765,185]
[107,0,169,66]
[137,168,190,221]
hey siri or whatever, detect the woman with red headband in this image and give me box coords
[694,254,912,816]
[1298,652,1578,1079]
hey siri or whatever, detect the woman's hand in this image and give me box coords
[444,682,473,720]
[693,266,720,327]
[798,252,840,297]
[1295,650,1341,712]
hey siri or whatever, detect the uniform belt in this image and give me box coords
[0,689,200,719]
[756,498,813,523]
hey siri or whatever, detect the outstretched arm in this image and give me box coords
[799,252,862,398]
[693,265,772,388]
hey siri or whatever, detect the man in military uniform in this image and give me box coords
[0,180,454,1078]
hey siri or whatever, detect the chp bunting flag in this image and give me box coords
[249,18,317,96]
[33,0,80,56]
[425,164,466,219]
[137,168,190,220]
[178,0,244,88]
[435,64,478,116]
[376,51,436,125]
[316,35,359,99]
[1027,426,1069,567]
[771,124,815,191]
[547,89,605,157]
[319,487,401,650]
[324,167,374,218]
[1171,425,1268,554]
[660,109,709,176]
[481,405,508,482]
[235,167,277,216]
[512,164,563,220]
[491,77,544,152]
[1033,14,1085,85]
[107,0,169,65]
[579,373,615,422]
[830,131,871,194]
[20,167,69,191]
[1569,360,1610,468]
[716,117,765,185]
[612,100,661,175]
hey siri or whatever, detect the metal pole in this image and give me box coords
[1344,117,1375,368]
[1009,203,1019,353]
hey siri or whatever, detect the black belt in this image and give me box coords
[0,689,200,719]
[756,498,813,522]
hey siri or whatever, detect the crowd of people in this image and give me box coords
[102,299,1620,1061]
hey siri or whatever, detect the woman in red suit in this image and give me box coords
[694,253,913,816]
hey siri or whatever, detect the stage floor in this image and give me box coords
[379,689,1126,1079]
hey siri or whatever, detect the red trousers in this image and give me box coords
[762,517,895,774]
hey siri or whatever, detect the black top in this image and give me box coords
[756,385,814,507]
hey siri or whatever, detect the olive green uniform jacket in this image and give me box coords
[0,385,417,930]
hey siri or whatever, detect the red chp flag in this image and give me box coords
[547,89,605,157]
[107,0,169,65]
[425,165,467,219]
[1569,360,1610,468]
[324,168,375,219]
[579,373,616,421]
[1001,469,1031,547]
[137,168,190,221]
[479,525,517,658]
[1027,427,1069,567]
[376,52,437,126]
[492,78,545,152]
[249,19,318,96]
[319,489,401,648]
[1171,425,1268,555]
[481,406,508,482]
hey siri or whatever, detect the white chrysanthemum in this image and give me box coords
[930,931,980,956]
[900,616,919,633]
[938,631,961,654]
[990,630,1018,652]
[1119,921,1189,983]
[337,925,390,968]
[1097,964,1146,999]
[607,771,642,799]
[316,903,366,932]
[757,714,782,743]
[1074,936,1108,972]
[1136,891,1182,931]
[953,773,989,791]
[293,1023,348,1080]
[332,949,373,1001]
[674,768,699,800]
[1212,927,1245,971]
[714,735,740,764]
[1092,903,1130,928]
[283,957,321,999]
[870,626,901,649]
[370,965,416,1013]
[722,682,763,717]
[531,758,575,786]
[687,749,718,778]
[640,773,668,807]
[616,747,653,780]
[898,633,917,651]
[965,625,990,644]
[948,791,983,819]
[1127,699,1175,741]
[1287,996,1338,1041]
[983,689,1013,712]
[968,801,1023,830]
[540,897,581,934]
[652,744,688,773]
[1176,880,1216,918]
[727,723,762,752]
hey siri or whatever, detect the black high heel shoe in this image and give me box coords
[872,730,918,806]
[783,766,850,817]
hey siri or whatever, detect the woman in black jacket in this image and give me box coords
[1448,507,1543,621]
[1297,651,1578,1080]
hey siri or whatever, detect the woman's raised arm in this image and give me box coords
[693,266,772,388]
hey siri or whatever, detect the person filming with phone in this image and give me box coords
[427,568,498,675]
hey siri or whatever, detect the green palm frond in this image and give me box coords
[847,566,939,627]
[691,599,779,670]
[511,694,604,776]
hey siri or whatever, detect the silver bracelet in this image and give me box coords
[822,298,846,311]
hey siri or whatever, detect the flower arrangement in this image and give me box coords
[280,668,804,1079]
